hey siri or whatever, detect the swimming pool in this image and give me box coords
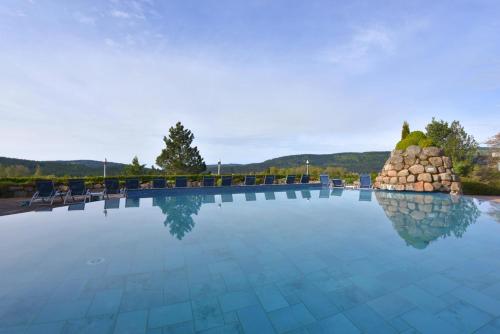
[0,187,499,333]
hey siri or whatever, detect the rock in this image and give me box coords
[432,182,442,190]
[397,169,409,177]
[393,163,404,171]
[404,156,416,165]
[405,145,421,156]
[395,184,405,191]
[424,182,434,192]
[409,164,425,174]
[419,153,428,160]
[432,174,441,182]
[438,166,446,173]
[390,177,398,184]
[421,160,429,166]
[407,175,416,183]
[414,181,424,192]
[429,157,443,167]
[383,177,390,183]
[384,164,394,171]
[391,149,403,157]
[387,170,397,177]
[390,155,404,164]
[451,182,462,194]
[423,146,443,157]
[417,173,433,182]
[375,176,383,182]
[440,173,452,181]
[442,156,452,168]
[405,183,415,191]
[399,176,407,184]
[425,166,437,174]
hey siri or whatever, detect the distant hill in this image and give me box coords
[207,151,391,174]
[0,157,127,176]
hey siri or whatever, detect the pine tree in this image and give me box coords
[156,122,206,174]
[401,121,410,140]
[124,156,146,175]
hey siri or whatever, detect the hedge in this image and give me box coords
[461,180,500,196]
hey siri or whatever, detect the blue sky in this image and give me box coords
[0,0,499,165]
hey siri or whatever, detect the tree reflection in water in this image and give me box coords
[375,192,480,249]
[154,195,202,240]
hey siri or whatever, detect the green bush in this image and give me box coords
[462,180,500,196]
[418,138,434,147]
[395,131,428,150]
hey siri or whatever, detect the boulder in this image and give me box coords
[425,166,437,174]
[432,182,442,190]
[398,176,407,184]
[432,174,441,182]
[423,147,443,157]
[393,163,404,171]
[424,182,434,192]
[442,156,452,168]
[440,173,452,181]
[387,170,397,177]
[429,157,443,167]
[397,169,409,177]
[405,183,415,191]
[404,156,416,165]
[390,177,398,184]
[405,145,421,156]
[407,175,416,183]
[414,181,424,192]
[409,164,425,174]
[417,173,433,182]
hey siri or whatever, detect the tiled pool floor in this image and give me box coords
[0,189,499,333]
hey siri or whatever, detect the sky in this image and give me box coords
[0,0,499,165]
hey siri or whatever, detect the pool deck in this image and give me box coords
[0,189,498,216]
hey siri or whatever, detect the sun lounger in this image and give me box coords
[104,178,121,198]
[285,175,296,184]
[264,175,275,185]
[221,175,232,187]
[300,175,310,184]
[64,179,90,204]
[319,174,330,186]
[175,176,188,188]
[203,176,215,187]
[359,174,372,189]
[244,175,256,186]
[124,179,140,195]
[332,179,344,188]
[152,178,166,189]
[30,180,64,206]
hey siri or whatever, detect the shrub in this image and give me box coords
[395,131,427,150]
[461,180,500,196]
[418,138,434,148]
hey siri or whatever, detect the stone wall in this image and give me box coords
[373,145,462,194]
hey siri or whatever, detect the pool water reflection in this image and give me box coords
[0,188,499,333]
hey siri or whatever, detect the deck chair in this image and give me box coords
[300,175,310,184]
[332,179,344,188]
[244,175,256,186]
[104,178,121,198]
[64,179,90,204]
[285,175,296,184]
[30,180,64,206]
[264,175,275,185]
[152,178,166,189]
[319,174,330,186]
[359,174,372,189]
[203,176,215,187]
[221,175,232,187]
[124,179,140,195]
[175,176,188,188]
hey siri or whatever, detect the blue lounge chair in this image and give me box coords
[221,175,232,187]
[332,179,344,188]
[203,176,215,187]
[319,174,330,186]
[359,174,372,189]
[244,175,256,186]
[30,180,64,206]
[124,179,140,195]
[175,176,188,188]
[264,175,275,185]
[104,178,121,198]
[300,175,310,184]
[152,178,166,189]
[285,175,296,184]
[64,179,90,204]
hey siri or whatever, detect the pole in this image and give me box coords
[104,158,107,178]
[306,159,309,175]
[217,160,221,175]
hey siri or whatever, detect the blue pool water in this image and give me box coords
[0,187,499,334]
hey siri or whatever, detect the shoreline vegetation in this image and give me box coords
[1,121,498,197]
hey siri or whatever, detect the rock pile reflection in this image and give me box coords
[375,191,480,249]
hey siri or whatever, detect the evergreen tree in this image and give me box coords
[124,156,146,175]
[401,121,410,140]
[34,164,42,176]
[156,122,206,174]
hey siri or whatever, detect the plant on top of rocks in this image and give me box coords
[395,131,434,150]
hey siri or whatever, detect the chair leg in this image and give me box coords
[29,192,38,207]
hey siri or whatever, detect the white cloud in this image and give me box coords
[110,9,131,19]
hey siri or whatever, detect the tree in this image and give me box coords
[124,156,146,175]
[34,164,42,176]
[425,118,478,176]
[485,133,500,149]
[156,122,206,174]
[401,121,410,140]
